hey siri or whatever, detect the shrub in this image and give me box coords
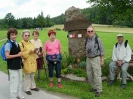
[73,68,87,77]
[79,61,86,68]
[61,52,76,69]
[61,67,73,75]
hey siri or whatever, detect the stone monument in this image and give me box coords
[64,6,91,58]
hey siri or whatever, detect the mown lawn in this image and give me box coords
[0,27,133,99]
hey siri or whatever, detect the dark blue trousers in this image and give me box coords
[48,61,61,78]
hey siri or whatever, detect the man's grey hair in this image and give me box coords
[87,25,95,32]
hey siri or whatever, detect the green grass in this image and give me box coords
[0,26,133,99]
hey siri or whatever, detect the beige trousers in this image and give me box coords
[9,69,23,99]
[24,73,36,91]
[86,56,102,92]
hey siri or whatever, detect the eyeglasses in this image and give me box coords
[87,30,93,33]
[24,35,30,37]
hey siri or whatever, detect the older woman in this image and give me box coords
[30,30,44,81]
[44,30,62,88]
[19,30,39,95]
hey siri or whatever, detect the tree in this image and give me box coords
[87,0,133,22]
[46,15,51,27]
[51,13,65,24]
[36,12,46,28]
[15,18,23,29]
[4,13,16,28]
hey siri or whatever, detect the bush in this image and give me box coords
[73,68,87,77]
[61,67,73,75]
[61,52,76,69]
[79,61,86,68]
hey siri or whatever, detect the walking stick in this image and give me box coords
[39,47,48,79]
[43,61,48,79]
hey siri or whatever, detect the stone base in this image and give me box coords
[61,74,108,82]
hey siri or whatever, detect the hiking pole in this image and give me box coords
[39,47,48,80]
[43,61,48,79]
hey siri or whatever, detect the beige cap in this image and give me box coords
[117,34,123,37]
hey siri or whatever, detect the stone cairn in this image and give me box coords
[64,6,91,58]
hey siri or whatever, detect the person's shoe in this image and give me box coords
[31,88,39,91]
[58,83,62,88]
[95,92,102,97]
[17,95,25,99]
[49,82,54,87]
[25,91,32,95]
[121,84,126,89]
[108,80,115,86]
[89,88,97,92]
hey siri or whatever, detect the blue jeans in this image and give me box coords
[48,61,61,78]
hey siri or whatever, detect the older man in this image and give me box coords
[86,26,104,97]
[108,34,132,89]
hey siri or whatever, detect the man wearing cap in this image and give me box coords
[108,34,132,89]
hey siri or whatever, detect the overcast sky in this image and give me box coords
[0,0,90,19]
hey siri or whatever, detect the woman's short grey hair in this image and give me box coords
[21,30,31,36]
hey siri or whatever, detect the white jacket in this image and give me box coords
[112,42,132,62]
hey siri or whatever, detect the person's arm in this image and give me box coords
[97,38,104,66]
[5,51,22,59]
[19,42,30,59]
[5,43,22,59]
[58,40,62,54]
[112,45,117,61]
[123,44,132,62]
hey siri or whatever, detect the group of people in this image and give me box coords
[4,25,132,99]
[86,26,132,97]
[5,28,62,99]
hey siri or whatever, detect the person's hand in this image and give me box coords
[119,61,124,66]
[30,49,34,53]
[34,48,38,52]
[30,48,38,53]
[38,52,43,56]
[100,61,104,67]
[116,60,123,66]
[22,58,24,63]
[17,52,22,57]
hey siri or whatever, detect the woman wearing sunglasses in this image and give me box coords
[19,30,39,95]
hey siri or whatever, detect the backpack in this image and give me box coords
[0,40,12,61]
[20,41,31,48]
[115,40,128,48]
[85,34,100,51]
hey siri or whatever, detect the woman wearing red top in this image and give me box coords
[44,30,62,88]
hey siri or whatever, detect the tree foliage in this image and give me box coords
[87,0,133,25]
[1,1,133,29]
[0,12,54,29]
[4,13,16,28]
[51,13,65,24]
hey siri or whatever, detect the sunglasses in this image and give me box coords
[87,30,93,33]
[24,35,30,37]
